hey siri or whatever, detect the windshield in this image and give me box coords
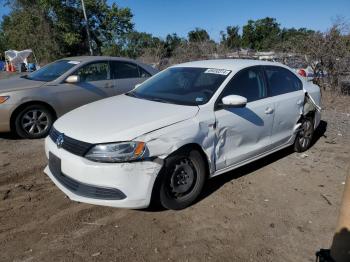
[127,67,231,106]
[26,60,79,82]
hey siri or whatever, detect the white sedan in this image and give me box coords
[44,59,321,210]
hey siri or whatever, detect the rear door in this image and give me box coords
[110,61,151,95]
[264,66,305,147]
[214,66,275,171]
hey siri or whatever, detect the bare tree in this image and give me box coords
[294,19,350,94]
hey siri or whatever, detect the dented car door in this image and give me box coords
[214,66,275,171]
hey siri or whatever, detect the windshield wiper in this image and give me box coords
[126,91,139,98]
[127,92,173,104]
[147,97,173,104]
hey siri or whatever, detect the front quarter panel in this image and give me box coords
[136,107,217,175]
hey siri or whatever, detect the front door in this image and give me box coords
[214,66,275,171]
[58,61,116,113]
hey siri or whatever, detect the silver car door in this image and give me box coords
[57,61,115,113]
[214,66,274,171]
[264,66,305,147]
[110,61,149,95]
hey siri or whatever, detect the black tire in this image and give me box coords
[158,149,207,210]
[14,104,54,139]
[294,117,314,153]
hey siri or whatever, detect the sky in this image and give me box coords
[115,0,350,40]
[1,0,349,41]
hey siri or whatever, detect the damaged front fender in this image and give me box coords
[136,108,217,175]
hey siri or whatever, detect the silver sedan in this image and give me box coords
[0,56,158,138]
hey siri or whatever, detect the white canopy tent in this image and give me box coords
[5,49,33,66]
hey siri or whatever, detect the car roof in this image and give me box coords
[58,56,159,74]
[59,56,141,63]
[172,59,289,71]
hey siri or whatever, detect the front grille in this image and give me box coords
[49,127,93,157]
[49,152,126,200]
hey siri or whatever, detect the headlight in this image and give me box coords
[0,96,10,104]
[85,141,146,163]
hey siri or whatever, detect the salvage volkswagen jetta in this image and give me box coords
[44,59,321,210]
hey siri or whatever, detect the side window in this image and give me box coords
[265,66,302,96]
[111,61,140,79]
[75,62,109,82]
[138,66,151,78]
[221,67,267,102]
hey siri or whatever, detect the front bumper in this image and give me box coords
[44,137,163,209]
[0,104,15,132]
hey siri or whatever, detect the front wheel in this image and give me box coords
[14,104,54,139]
[158,150,207,210]
[294,117,314,152]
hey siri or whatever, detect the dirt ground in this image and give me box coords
[0,72,350,261]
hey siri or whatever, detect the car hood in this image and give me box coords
[54,95,199,144]
[0,76,46,93]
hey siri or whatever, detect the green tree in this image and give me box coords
[220,26,241,49]
[164,33,184,57]
[1,0,134,62]
[1,5,61,62]
[188,28,210,42]
[277,27,315,52]
[120,31,164,58]
[0,26,9,59]
[242,17,281,50]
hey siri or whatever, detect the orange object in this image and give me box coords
[5,62,9,72]
[330,171,350,262]
[134,142,145,157]
[10,63,16,72]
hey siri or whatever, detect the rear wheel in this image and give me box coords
[294,117,314,152]
[14,104,54,139]
[158,150,206,210]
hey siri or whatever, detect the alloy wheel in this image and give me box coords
[298,120,313,149]
[21,109,50,136]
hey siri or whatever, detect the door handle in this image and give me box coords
[265,107,274,114]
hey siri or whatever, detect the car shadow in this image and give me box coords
[146,120,327,212]
[225,107,264,126]
[0,132,18,140]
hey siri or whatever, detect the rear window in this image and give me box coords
[265,66,302,96]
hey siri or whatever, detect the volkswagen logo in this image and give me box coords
[56,133,64,148]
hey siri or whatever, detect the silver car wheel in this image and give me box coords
[298,120,313,149]
[21,110,49,135]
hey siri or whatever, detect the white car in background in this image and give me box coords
[44,59,321,210]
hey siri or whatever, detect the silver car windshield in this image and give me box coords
[26,60,78,82]
[127,67,231,106]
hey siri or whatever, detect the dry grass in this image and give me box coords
[321,90,350,113]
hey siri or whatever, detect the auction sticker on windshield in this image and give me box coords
[204,68,231,75]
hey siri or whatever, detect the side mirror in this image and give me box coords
[221,95,247,107]
[65,75,80,84]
